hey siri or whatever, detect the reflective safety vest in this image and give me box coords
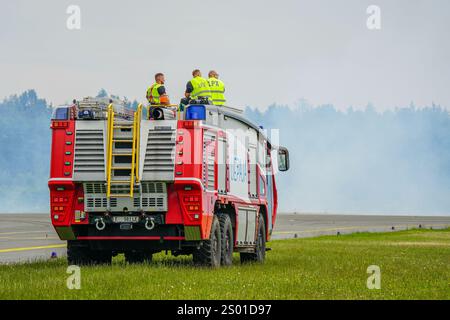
[146,83,162,105]
[190,76,211,100]
[208,77,226,106]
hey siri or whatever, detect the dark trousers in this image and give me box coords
[180,97,210,107]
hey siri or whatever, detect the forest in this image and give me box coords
[1,90,449,214]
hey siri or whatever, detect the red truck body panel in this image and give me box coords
[48,105,281,252]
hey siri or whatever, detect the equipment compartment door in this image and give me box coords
[236,206,258,246]
[217,136,227,194]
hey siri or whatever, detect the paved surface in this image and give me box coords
[0,214,66,264]
[0,213,449,264]
[270,213,450,239]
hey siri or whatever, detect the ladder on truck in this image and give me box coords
[106,103,143,198]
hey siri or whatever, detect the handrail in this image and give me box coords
[135,103,143,182]
[106,103,114,198]
[130,109,137,198]
[148,104,179,108]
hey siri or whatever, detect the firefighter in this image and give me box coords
[207,70,226,106]
[180,69,211,108]
[146,73,170,105]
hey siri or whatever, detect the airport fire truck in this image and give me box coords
[49,97,289,267]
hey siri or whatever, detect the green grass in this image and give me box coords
[0,228,449,300]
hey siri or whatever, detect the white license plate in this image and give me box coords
[112,216,140,223]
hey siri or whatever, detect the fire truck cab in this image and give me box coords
[49,97,289,267]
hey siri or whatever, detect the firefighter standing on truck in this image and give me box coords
[207,70,226,106]
[180,69,211,108]
[146,73,170,105]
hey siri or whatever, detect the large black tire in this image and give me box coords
[124,251,153,264]
[219,214,234,266]
[240,215,266,264]
[193,215,221,267]
[67,241,112,266]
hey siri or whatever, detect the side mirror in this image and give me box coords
[277,147,290,172]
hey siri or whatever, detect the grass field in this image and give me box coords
[0,228,449,300]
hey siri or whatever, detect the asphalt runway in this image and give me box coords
[0,213,449,264]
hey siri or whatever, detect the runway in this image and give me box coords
[0,214,66,264]
[0,213,449,264]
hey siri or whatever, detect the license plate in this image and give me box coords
[112,216,140,223]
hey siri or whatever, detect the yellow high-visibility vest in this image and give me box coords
[208,77,226,106]
[146,83,162,104]
[190,76,211,100]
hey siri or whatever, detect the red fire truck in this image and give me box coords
[49,97,289,267]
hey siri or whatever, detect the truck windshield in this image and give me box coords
[52,107,69,120]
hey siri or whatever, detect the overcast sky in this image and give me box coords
[1,0,449,110]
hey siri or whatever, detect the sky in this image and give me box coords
[1,0,450,111]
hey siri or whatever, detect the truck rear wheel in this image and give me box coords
[67,241,112,266]
[240,215,266,264]
[219,214,234,266]
[124,251,153,264]
[193,215,221,267]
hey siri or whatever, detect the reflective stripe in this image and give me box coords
[147,85,157,104]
